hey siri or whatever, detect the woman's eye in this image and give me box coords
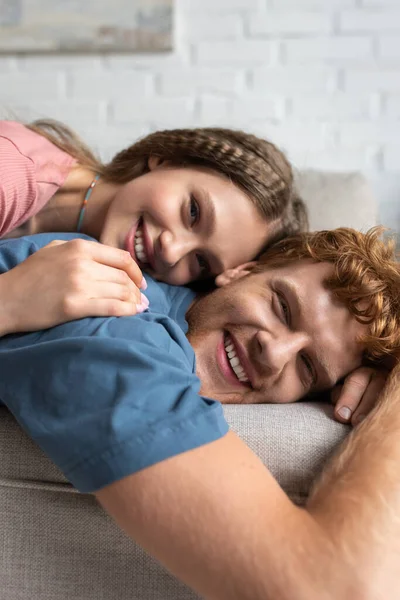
[189,195,200,226]
[196,253,210,275]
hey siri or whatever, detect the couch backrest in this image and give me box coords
[295,169,378,231]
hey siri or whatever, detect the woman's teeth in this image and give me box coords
[224,335,249,383]
[134,223,149,264]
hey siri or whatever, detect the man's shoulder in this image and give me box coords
[0,234,196,331]
[0,231,93,256]
[0,233,94,275]
[144,276,197,332]
[0,232,196,364]
[0,306,196,376]
[88,311,195,367]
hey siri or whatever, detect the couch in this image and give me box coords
[0,170,378,600]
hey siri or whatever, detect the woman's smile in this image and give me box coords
[125,217,156,271]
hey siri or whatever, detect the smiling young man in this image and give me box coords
[0,228,400,599]
[188,259,365,405]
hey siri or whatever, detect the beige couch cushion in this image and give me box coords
[295,170,378,231]
[0,402,349,505]
[0,402,349,600]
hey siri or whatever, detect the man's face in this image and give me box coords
[187,260,367,404]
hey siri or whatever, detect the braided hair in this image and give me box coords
[27,120,308,239]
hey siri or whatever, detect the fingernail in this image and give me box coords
[355,414,366,426]
[338,406,352,420]
[136,293,149,313]
[140,277,148,291]
[140,293,149,307]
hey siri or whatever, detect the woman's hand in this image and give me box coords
[0,238,148,336]
[332,366,389,426]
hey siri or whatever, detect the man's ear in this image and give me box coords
[148,156,170,171]
[215,262,257,288]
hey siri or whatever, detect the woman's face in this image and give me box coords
[100,160,279,285]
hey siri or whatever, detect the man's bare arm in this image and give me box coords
[95,369,400,600]
[308,367,400,594]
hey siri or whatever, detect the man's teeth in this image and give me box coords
[224,335,249,383]
[134,223,149,264]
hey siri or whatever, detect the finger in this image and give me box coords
[331,384,342,406]
[46,240,68,248]
[351,374,388,427]
[67,240,145,289]
[97,248,145,289]
[89,281,143,304]
[67,298,140,319]
[60,258,142,297]
[62,261,145,305]
[61,283,145,318]
[87,261,143,290]
[62,289,149,320]
[86,297,149,317]
[333,368,374,423]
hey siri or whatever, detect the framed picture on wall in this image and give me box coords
[0,0,173,53]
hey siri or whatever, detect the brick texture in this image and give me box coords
[1,0,399,226]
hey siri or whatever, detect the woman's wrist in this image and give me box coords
[0,271,19,337]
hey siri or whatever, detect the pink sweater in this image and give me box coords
[0,121,77,237]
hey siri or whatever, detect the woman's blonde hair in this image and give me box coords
[27,119,308,243]
[256,227,400,362]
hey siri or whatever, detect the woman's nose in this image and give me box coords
[257,330,309,374]
[158,230,194,268]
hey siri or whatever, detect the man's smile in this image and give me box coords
[216,331,253,389]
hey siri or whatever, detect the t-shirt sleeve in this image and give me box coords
[0,232,94,273]
[0,121,76,236]
[0,315,229,493]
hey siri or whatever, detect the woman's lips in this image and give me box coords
[216,334,246,388]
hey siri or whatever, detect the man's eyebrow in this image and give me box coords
[279,279,337,390]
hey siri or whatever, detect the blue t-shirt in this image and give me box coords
[0,233,229,493]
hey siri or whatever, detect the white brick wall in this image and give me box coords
[284,37,373,63]
[340,9,400,32]
[197,40,276,64]
[1,0,399,227]
[248,11,332,36]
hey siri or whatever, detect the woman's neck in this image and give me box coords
[33,165,119,239]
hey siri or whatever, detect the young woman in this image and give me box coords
[0,121,381,427]
[0,119,307,334]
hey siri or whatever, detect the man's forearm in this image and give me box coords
[308,367,400,594]
[95,370,400,600]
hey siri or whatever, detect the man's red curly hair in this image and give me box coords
[256,227,400,362]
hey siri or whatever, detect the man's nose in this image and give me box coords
[256,330,309,373]
[158,231,194,268]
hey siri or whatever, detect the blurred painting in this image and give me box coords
[0,0,173,53]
